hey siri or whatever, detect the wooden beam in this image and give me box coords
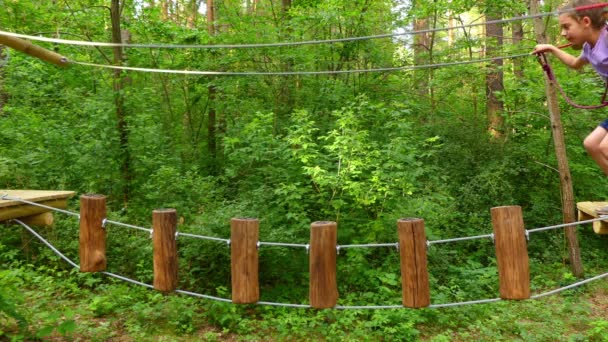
[0,34,69,67]
[20,212,54,227]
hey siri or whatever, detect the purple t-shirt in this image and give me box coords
[581,26,608,78]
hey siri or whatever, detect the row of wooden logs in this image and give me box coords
[77,194,530,309]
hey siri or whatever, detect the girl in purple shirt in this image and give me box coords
[533,0,608,214]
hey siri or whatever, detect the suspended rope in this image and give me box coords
[71,52,531,76]
[3,4,608,50]
[8,218,608,310]
[536,47,608,109]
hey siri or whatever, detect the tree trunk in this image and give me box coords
[0,46,7,113]
[187,0,199,28]
[413,17,429,99]
[111,0,131,203]
[161,0,170,21]
[485,9,504,137]
[530,0,583,278]
[206,0,217,165]
[512,19,524,80]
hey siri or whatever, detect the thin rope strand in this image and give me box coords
[104,219,153,233]
[337,243,399,249]
[2,195,80,218]
[174,231,230,244]
[531,271,608,299]
[427,233,494,246]
[175,289,233,303]
[12,219,80,268]
[527,216,608,233]
[9,218,608,309]
[0,9,578,50]
[257,241,309,248]
[72,53,530,76]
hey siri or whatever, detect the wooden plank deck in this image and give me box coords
[0,189,76,223]
[576,201,608,235]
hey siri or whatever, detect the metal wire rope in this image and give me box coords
[1,194,80,219]
[8,218,608,310]
[71,52,531,76]
[0,6,597,50]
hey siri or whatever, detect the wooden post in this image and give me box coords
[20,212,54,227]
[231,218,259,304]
[491,206,530,300]
[309,221,338,309]
[79,194,106,272]
[0,34,69,67]
[153,209,178,293]
[398,218,430,308]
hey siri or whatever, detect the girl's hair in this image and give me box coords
[562,0,607,29]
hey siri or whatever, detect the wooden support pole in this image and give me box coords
[231,218,260,304]
[398,218,430,308]
[79,194,106,272]
[153,209,178,293]
[0,34,69,67]
[491,206,530,300]
[20,212,54,227]
[0,198,68,222]
[309,221,338,309]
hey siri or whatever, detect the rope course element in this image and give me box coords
[9,217,608,310]
[4,194,608,249]
[70,53,531,76]
[3,4,608,50]
[1,194,80,219]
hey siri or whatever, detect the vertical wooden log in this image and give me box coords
[231,218,260,304]
[79,194,107,272]
[309,221,338,309]
[398,218,430,308]
[491,206,530,299]
[153,209,178,293]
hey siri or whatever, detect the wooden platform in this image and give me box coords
[0,189,76,226]
[577,201,608,235]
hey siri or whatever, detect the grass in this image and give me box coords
[2,261,608,341]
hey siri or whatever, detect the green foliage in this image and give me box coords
[2,0,608,340]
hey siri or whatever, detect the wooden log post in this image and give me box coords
[231,218,260,304]
[309,221,338,309]
[20,212,54,227]
[0,34,69,67]
[79,194,107,272]
[153,209,178,293]
[491,206,530,300]
[398,218,430,308]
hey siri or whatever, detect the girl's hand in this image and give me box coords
[532,44,556,55]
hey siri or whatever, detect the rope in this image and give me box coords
[12,219,80,268]
[175,231,230,244]
[536,52,608,109]
[0,15,551,50]
[531,271,608,299]
[72,53,531,76]
[427,233,494,246]
[8,218,608,310]
[1,194,80,219]
[257,241,309,249]
[3,4,608,50]
[527,216,608,234]
[104,219,152,233]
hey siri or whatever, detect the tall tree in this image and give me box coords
[206,0,218,165]
[485,3,504,136]
[413,1,430,100]
[111,0,131,203]
[530,0,583,277]
[0,46,7,113]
